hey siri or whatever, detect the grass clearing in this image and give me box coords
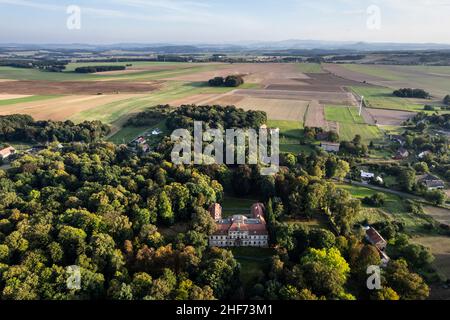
[108,120,169,145]
[338,183,436,234]
[267,119,310,154]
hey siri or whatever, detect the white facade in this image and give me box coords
[209,233,269,248]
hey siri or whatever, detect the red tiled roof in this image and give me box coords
[366,227,386,246]
[0,147,15,157]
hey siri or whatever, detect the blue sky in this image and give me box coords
[0,0,449,44]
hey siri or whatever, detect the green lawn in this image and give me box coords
[324,105,383,143]
[221,196,259,217]
[0,95,60,106]
[337,183,436,234]
[297,63,325,73]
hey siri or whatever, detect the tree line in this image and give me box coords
[393,88,430,99]
[0,115,111,144]
[74,66,126,73]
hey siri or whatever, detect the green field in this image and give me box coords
[0,62,224,82]
[343,64,450,98]
[0,95,60,106]
[297,63,325,73]
[267,119,309,154]
[324,105,383,143]
[69,81,238,125]
[325,105,365,124]
[339,124,383,144]
[0,66,96,81]
[341,64,403,81]
[351,86,428,112]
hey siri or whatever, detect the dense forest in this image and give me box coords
[0,107,435,300]
[166,105,267,131]
[0,115,111,144]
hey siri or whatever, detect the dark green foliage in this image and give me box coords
[125,105,171,127]
[74,66,126,73]
[0,114,110,143]
[166,105,267,131]
[393,88,430,99]
[208,75,244,87]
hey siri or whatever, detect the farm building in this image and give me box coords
[364,226,387,251]
[394,148,409,159]
[0,146,16,160]
[419,174,445,190]
[320,142,340,153]
[208,203,269,248]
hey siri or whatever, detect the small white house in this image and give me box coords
[151,129,162,136]
[418,151,432,159]
[361,170,375,179]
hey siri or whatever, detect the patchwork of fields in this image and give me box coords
[1,61,449,146]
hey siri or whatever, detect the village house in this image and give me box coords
[364,226,390,266]
[320,142,340,153]
[394,148,409,160]
[365,226,387,250]
[419,174,445,190]
[360,170,375,180]
[0,146,16,160]
[208,203,269,248]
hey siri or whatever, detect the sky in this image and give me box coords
[0,0,450,44]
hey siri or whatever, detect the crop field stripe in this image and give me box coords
[0,95,60,106]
